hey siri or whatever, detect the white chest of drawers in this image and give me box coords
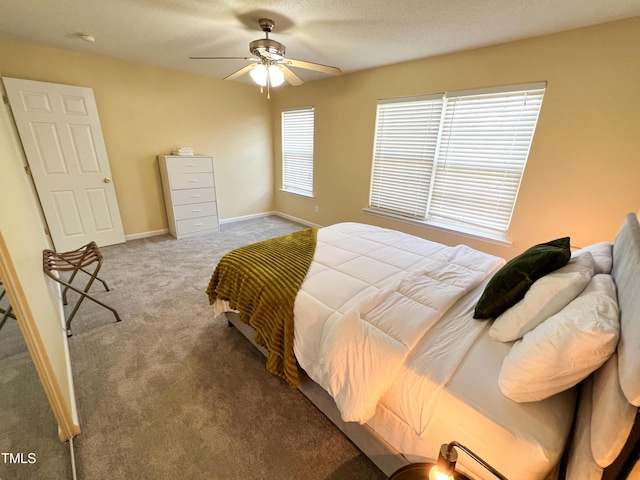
[157,155,220,239]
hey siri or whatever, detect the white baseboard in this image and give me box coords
[273,212,322,228]
[220,211,322,228]
[125,228,169,241]
[125,212,320,241]
[219,212,276,224]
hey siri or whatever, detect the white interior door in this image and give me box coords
[3,77,125,251]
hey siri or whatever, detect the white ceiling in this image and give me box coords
[1,0,640,85]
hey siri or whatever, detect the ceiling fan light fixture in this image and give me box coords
[250,64,285,88]
[268,65,285,87]
[249,64,268,86]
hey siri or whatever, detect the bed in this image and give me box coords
[207,213,640,479]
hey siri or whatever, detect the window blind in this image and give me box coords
[370,95,443,217]
[282,107,314,197]
[369,83,545,238]
[428,87,545,236]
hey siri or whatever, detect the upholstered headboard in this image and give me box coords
[612,213,640,405]
[566,213,640,479]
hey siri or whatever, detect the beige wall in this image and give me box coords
[0,36,274,237]
[271,17,640,259]
[2,16,638,256]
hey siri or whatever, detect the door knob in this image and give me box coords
[103,177,111,183]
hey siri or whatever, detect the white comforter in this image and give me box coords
[293,223,504,425]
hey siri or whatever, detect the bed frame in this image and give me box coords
[223,212,640,479]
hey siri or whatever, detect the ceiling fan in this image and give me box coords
[190,18,342,96]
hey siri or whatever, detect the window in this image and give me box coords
[282,107,314,197]
[369,83,545,239]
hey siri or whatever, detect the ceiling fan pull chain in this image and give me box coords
[267,72,271,100]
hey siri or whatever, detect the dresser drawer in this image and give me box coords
[170,173,215,190]
[166,156,213,175]
[172,187,217,206]
[176,215,219,235]
[174,202,217,221]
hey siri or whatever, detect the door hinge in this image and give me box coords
[24,165,32,175]
[44,226,51,236]
[2,94,8,105]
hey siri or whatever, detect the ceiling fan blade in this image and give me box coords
[282,59,342,76]
[280,66,304,86]
[189,56,254,60]
[224,63,258,81]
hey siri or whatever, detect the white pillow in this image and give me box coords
[489,252,595,342]
[499,274,620,403]
[572,242,613,274]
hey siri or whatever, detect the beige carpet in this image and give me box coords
[0,216,386,480]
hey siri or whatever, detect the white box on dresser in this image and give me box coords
[157,155,220,239]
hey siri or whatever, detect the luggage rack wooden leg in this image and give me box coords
[0,282,16,332]
[43,242,121,337]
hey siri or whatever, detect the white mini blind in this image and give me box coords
[370,96,443,217]
[428,87,545,236]
[369,83,545,238]
[282,107,314,197]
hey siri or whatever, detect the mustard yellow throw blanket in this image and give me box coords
[206,227,318,388]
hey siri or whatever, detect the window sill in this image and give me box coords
[362,208,512,247]
[279,188,315,199]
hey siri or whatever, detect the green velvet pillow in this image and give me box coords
[474,237,571,320]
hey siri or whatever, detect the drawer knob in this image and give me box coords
[188,179,198,183]
[194,223,204,226]
[192,209,202,212]
[190,194,201,198]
